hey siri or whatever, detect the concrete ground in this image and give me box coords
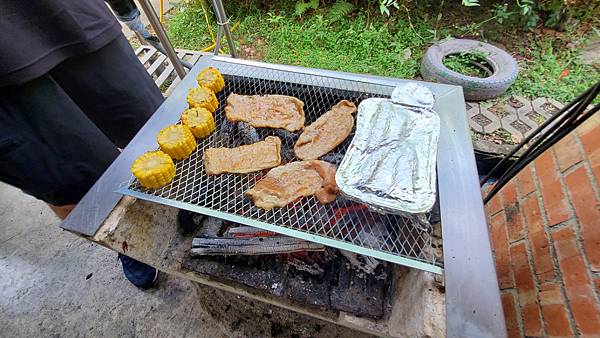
[0,182,370,337]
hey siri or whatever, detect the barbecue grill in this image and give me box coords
[119,59,440,273]
[62,56,505,337]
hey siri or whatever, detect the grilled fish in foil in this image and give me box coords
[335,83,440,216]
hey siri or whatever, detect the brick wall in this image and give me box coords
[485,114,600,337]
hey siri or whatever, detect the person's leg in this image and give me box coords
[48,35,165,287]
[0,75,119,208]
[49,34,164,148]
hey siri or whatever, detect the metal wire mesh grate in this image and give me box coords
[120,60,442,273]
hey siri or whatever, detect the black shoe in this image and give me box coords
[118,254,158,289]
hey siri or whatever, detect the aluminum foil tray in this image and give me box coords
[118,60,442,273]
[336,83,440,216]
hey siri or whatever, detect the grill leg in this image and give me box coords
[137,0,187,78]
[210,0,237,58]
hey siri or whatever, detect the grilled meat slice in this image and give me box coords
[245,160,338,210]
[294,100,356,160]
[225,94,305,132]
[203,136,282,175]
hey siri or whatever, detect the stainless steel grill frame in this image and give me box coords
[62,56,506,336]
[119,59,441,273]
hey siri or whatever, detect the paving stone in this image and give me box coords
[479,102,502,134]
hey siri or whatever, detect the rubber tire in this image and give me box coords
[421,39,518,101]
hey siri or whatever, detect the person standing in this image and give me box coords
[0,0,163,288]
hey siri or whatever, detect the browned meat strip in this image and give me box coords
[225,94,305,132]
[203,136,282,175]
[245,160,338,210]
[294,100,356,160]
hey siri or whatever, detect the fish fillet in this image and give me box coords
[294,100,357,160]
[203,136,282,175]
[225,94,305,132]
[245,160,338,210]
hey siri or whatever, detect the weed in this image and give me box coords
[443,52,491,78]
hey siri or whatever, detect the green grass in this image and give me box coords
[166,2,599,103]
[246,13,429,79]
[167,5,214,51]
[508,38,600,103]
[443,52,491,78]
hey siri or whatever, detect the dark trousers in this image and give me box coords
[0,35,164,205]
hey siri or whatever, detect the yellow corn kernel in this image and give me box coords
[131,151,176,189]
[157,125,197,160]
[196,67,225,93]
[181,107,216,139]
[186,86,218,112]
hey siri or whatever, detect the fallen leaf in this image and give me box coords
[122,241,128,252]
[558,68,570,80]
[511,133,523,144]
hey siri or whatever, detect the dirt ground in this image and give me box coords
[0,182,373,337]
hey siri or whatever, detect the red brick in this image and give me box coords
[565,167,600,271]
[578,115,600,183]
[522,194,544,233]
[535,151,569,226]
[487,194,503,216]
[505,202,525,242]
[589,148,600,185]
[539,283,574,337]
[510,241,543,336]
[577,113,600,155]
[517,166,536,197]
[501,292,521,338]
[528,230,555,282]
[570,299,600,336]
[521,303,544,337]
[501,180,518,206]
[490,212,509,252]
[552,227,600,335]
[490,212,514,289]
[500,181,526,242]
[553,134,583,172]
[595,276,600,294]
[511,243,536,303]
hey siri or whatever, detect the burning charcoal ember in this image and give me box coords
[274,128,299,144]
[226,226,276,238]
[237,122,260,144]
[319,152,345,164]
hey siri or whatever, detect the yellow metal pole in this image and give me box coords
[159,0,164,24]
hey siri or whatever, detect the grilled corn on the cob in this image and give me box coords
[181,107,216,138]
[157,125,197,160]
[131,151,176,189]
[196,67,225,93]
[187,86,218,113]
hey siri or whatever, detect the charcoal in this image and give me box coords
[237,122,260,144]
[274,128,298,144]
[319,152,345,164]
